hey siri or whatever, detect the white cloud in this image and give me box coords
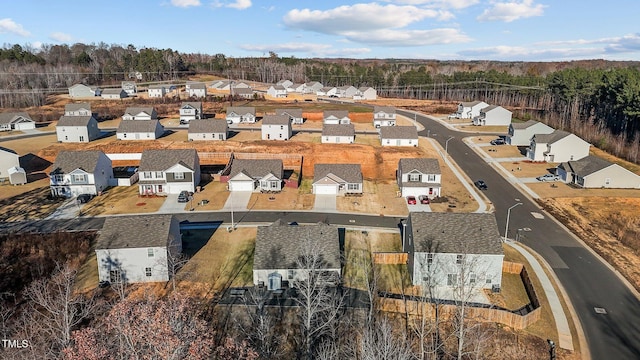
[344,28,472,46]
[477,0,546,22]
[387,0,479,9]
[31,41,43,50]
[213,0,251,10]
[0,18,30,37]
[239,42,370,57]
[170,0,201,7]
[50,32,72,42]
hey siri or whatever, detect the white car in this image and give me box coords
[536,174,560,182]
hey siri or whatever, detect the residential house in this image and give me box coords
[356,86,377,100]
[454,101,489,119]
[253,220,341,290]
[180,102,203,124]
[397,158,441,198]
[68,84,100,98]
[188,119,228,141]
[322,124,355,144]
[148,84,167,98]
[56,115,101,143]
[304,81,323,94]
[226,106,256,124]
[276,79,293,89]
[380,126,418,147]
[0,112,36,131]
[403,212,504,295]
[123,107,158,121]
[64,103,92,117]
[337,85,358,98]
[234,81,251,89]
[138,149,201,195]
[116,120,164,140]
[101,88,128,99]
[312,163,363,195]
[317,86,338,97]
[287,83,305,93]
[276,108,304,124]
[323,110,350,124]
[267,85,288,98]
[373,106,396,127]
[527,130,590,162]
[187,82,207,98]
[121,81,137,96]
[557,155,640,188]
[212,80,231,91]
[49,150,113,197]
[234,87,254,99]
[506,120,554,146]
[95,214,182,284]
[226,159,283,192]
[0,147,25,185]
[472,105,512,126]
[261,115,292,140]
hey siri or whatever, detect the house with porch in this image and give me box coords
[180,102,203,124]
[276,108,304,124]
[403,212,504,298]
[472,105,512,126]
[121,81,137,96]
[527,130,590,163]
[397,158,441,198]
[557,155,640,188]
[56,115,101,143]
[312,163,363,195]
[0,112,36,132]
[506,120,554,146]
[322,124,355,144]
[226,159,283,192]
[226,106,256,124]
[380,126,418,147]
[373,106,396,127]
[138,149,201,195]
[123,107,158,121]
[64,103,92,117]
[188,119,228,141]
[116,120,164,140]
[253,220,341,290]
[454,101,489,119]
[49,150,113,197]
[95,214,182,284]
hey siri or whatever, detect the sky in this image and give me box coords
[1,0,639,61]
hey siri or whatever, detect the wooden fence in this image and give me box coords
[373,252,408,264]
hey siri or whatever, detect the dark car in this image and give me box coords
[490,138,506,145]
[77,194,93,203]
[177,190,190,203]
[406,196,417,205]
[474,180,488,190]
[419,195,430,204]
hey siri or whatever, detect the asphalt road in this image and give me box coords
[398,109,640,360]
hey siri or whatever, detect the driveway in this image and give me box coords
[407,203,431,212]
[313,194,337,212]
[223,191,252,211]
[157,193,190,213]
[45,197,82,220]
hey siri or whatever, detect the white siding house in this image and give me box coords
[404,212,504,300]
[356,86,377,100]
[226,159,283,192]
[188,119,228,141]
[312,163,363,195]
[397,158,441,198]
[323,110,350,124]
[148,84,167,98]
[56,115,101,143]
[267,85,288,98]
[95,215,182,284]
[472,105,512,126]
[557,155,640,189]
[121,81,137,96]
[101,88,128,99]
[304,81,324,94]
[226,106,256,124]
[337,85,358,98]
[276,108,304,124]
[527,130,590,163]
[0,112,36,131]
[49,150,113,197]
[455,101,489,119]
[507,120,554,146]
[261,115,292,140]
[138,149,201,195]
[187,82,207,98]
[322,124,355,144]
[116,120,164,140]
[373,106,396,127]
[123,107,158,121]
[64,103,92,117]
[379,126,418,147]
[179,102,203,124]
[68,84,100,98]
[0,147,22,184]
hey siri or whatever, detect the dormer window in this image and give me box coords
[408,174,421,182]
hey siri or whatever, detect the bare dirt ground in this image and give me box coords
[336,181,408,216]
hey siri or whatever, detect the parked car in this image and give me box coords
[419,195,430,204]
[177,190,190,203]
[406,196,417,205]
[536,174,560,182]
[474,180,488,190]
[76,194,93,203]
[490,138,506,145]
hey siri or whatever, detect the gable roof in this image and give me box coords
[50,150,107,174]
[181,101,202,110]
[227,106,255,116]
[322,123,355,137]
[559,155,613,176]
[234,88,253,95]
[399,158,441,175]
[323,110,349,119]
[460,100,487,107]
[188,119,228,133]
[57,115,95,127]
[380,126,418,140]
[188,82,206,90]
[139,149,198,172]
[64,103,91,113]
[409,212,503,255]
[0,112,32,125]
[276,108,303,118]
[124,107,156,117]
[229,159,283,179]
[533,130,572,144]
[374,106,395,114]
[117,119,161,132]
[254,220,340,270]
[96,214,176,250]
[510,120,541,130]
[314,163,362,184]
[269,84,287,91]
[102,88,126,95]
[262,114,290,126]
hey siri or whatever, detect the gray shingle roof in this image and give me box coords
[399,158,441,175]
[57,115,94,127]
[0,112,32,125]
[117,119,161,132]
[124,107,156,117]
[229,159,283,179]
[322,124,355,137]
[96,214,176,249]
[559,155,612,176]
[234,88,253,95]
[227,106,255,116]
[314,163,362,184]
[460,101,486,107]
[409,212,503,255]
[181,102,202,110]
[510,120,540,129]
[270,85,287,91]
[324,110,349,119]
[254,220,340,270]
[262,115,291,126]
[533,130,571,144]
[139,149,198,172]
[275,108,303,118]
[64,103,91,112]
[374,106,395,114]
[188,119,228,133]
[380,126,418,140]
[189,82,206,89]
[51,150,107,174]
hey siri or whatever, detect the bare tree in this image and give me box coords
[360,315,415,360]
[237,287,282,359]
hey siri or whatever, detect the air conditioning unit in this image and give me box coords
[492,284,501,293]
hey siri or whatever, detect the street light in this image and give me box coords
[445,136,454,155]
[547,339,556,360]
[504,202,523,241]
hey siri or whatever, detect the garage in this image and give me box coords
[401,187,426,198]
[14,121,35,130]
[229,180,254,192]
[313,184,338,195]
[168,183,194,194]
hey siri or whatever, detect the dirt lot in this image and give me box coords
[337,181,408,216]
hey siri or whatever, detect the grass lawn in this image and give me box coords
[0,133,59,155]
[354,135,380,146]
[82,185,165,216]
[75,251,99,293]
[248,186,314,211]
[336,180,408,216]
[190,180,229,211]
[0,186,65,221]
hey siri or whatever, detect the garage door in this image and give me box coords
[314,184,337,195]
[230,180,254,192]
[169,183,193,194]
[14,122,34,130]
[402,187,425,198]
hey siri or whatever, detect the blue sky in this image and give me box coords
[1,0,639,61]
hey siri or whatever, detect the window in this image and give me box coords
[469,273,476,284]
[145,267,152,277]
[147,248,154,258]
[123,133,127,138]
[486,275,493,284]
[270,181,279,189]
[155,172,163,178]
[447,273,458,286]
[456,254,463,265]
[109,270,122,283]
[287,270,294,280]
[72,174,86,183]
[54,174,64,182]
[279,133,282,138]
[64,136,68,141]
[79,136,84,142]
[427,253,434,264]
[427,174,436,182]
[268,273,282,290]
[347,183,359,191]
[408,174,421,182]
[143,172,152,179]
[174,172,185,180]
[280,125,284,130]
